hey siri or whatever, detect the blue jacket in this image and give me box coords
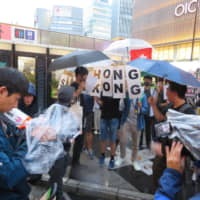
[155,168,200,200]
[120,93,149,130]
[0,120,30,200]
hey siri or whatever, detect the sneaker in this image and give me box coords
[115,157,125,167]
[88,150,94,160]
[99,155,105,166]
[108,159,115,170]
[132,161,141,171]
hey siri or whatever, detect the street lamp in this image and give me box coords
[190,2,199,61]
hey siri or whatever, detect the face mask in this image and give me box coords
[144,82,151,87]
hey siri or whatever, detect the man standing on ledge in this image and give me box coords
[71,66,89,166]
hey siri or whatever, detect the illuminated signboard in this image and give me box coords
[15,28,25,39]
[12,27,37,42]
[175,0,199,17]
[0,24,11,40]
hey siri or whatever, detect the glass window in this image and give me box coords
[18,56,36,83]
[0,53,11,67]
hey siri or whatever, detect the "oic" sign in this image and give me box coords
[175,0,199,17]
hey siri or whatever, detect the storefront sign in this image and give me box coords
[175,0,199,17]
[0,24,11,40]
[12,27,37,42]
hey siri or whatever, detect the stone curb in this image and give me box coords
[41,176,153,200]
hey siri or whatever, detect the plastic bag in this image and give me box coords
[166,109,200,160]
[24,103,82,174]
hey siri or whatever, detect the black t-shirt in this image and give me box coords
[70,81,83,106]
[162,102,195,115]
[101,96,120,120]
[70,82,79,91]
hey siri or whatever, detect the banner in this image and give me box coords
[58,66,142,99]
[125,66,141,99]
[58,74,68,89]
[85,72,98,94]
[91,68,102,97]
[113,66,126,98]
[101,67,113,97]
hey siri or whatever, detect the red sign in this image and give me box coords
[0,24,11,40]
[130,48,152,60]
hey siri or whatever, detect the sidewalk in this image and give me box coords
[30,135,154,199]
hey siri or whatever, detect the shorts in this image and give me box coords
[100,118,119,142]
[83,112,94,133]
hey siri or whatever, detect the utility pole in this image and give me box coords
[190,3,198,61]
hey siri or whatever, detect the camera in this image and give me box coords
[154,122,194,159]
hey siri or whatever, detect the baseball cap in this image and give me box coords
[57,86,75,107]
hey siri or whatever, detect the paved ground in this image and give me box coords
[30,134,155,199]
[70,135,154,193]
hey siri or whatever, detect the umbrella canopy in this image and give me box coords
[104,38,152,56]
[49,50,110,71]
[128,58,200,88]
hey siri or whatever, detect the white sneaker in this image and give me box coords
[132,161,141,171]
[115,157,125,167]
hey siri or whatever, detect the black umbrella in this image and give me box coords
[49,50,110,71]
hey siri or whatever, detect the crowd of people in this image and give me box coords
[0,66,200,200]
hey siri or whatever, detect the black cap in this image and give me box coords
[58,86,75,106]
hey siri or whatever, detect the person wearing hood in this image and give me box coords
[18,82,38,117]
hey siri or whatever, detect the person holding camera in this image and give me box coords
[149,81,195,191]
[155,141,200,200]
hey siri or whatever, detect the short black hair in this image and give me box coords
[169,82,187,99]
[75,66,88,77]
[144,76,152,81]
[0,67,29,96]
[156,77,164,82]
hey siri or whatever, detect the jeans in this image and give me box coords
[100,118,119,142]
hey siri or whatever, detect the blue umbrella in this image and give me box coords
[128,58,200,88]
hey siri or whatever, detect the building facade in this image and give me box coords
[111,0,133,39]
[84,0,112,40]
[34,8,51,30]
[132,0,200,61]
[50,5,83,35]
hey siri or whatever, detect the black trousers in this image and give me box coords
[152,156,166,192]
[72,132,85,165]
[49,154,69,200]
[143,115,155,148]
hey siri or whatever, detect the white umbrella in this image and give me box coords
[104,38,152,57]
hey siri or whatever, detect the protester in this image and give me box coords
[93,97,101,134]
[155,78,168,115]
[155,141,200,200]
[70,66,88,166]
[48,85,75,200]
[97,96,120,169]
[140,75,155,149]
[116,92,148,170]
[0,67,30,200]
[82,93,94,159]
[149,81,195,191]
[18,82,38,117]
[18,82,41,185]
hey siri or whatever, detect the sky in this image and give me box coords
[0,0,91,27]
